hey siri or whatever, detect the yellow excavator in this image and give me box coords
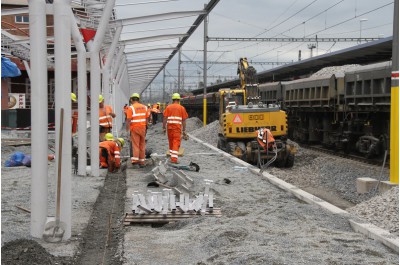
[217,57,295,168]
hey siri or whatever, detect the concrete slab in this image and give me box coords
[356,177,378,193]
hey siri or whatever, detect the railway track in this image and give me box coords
[300,144,389,168]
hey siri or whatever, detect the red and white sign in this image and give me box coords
[392,71,399,80]
[8,93,25,109]
[233,114,242,124]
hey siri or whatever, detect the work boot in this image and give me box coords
[131,163,140,169]
[139,164,145,168]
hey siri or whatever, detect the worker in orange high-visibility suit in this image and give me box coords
[163,93,188,164]
[99,133,124,172]
[99,95,116,141]
[151,102,161,124]
[125,93,149,168]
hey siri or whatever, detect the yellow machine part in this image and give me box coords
[221,110,287,139]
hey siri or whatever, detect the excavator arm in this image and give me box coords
[237,57,259,104]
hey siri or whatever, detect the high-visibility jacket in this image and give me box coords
[99,105,113,127]
[126,102,149,128]
[151,104,161,113]
[163,103,188,130]
[256,128,275,150]
[99,140,121,168]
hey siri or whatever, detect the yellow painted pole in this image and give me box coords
[390,0,399,184]
[203,97,207,126]
[203,12,208,127]
[390,82,399,184]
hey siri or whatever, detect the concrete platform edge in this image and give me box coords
[349,219,399,253]
[188,134,399,252]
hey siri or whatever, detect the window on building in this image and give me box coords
[15,16,29,23]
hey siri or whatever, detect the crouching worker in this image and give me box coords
[256,128,275,151]
[99,133,125,172]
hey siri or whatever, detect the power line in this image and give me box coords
[181,60,291,65]
[250,2,393,59]
[305,2,394,37]
[208,37,381,42]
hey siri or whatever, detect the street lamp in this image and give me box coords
[359,18,368,42]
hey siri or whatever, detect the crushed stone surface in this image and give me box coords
[120,123,398,264]
[187,121,399,237]
[310,64,360,77]
[1,119,398,264]
[190,120,220,147]
[349,187,399,235]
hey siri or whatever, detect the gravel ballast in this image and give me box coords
[1,117,398,264]
[186,120,399,237]
[121,124,398,264]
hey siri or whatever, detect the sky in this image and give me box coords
[114,0,395,99]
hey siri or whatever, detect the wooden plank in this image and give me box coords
[125,212,222,220]
[125,212,221,219]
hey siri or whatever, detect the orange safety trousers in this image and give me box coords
[167,127,181,163]
[130,126,146,165]
[99,147,116,172]
[99,148,109,168]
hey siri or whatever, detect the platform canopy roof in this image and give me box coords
[1,0,219,94]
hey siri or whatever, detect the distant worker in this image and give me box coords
[256,128,275,151]
[147,103,153,125]
[71,93,78,134]
[163,93,188,164]
[151,102,161,124]
[125,93,149,168]
[99,133,124,172]
[99,95,116,141]
[71,93,77,102]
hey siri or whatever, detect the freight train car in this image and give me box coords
[258,61,391,158]
[182,61,391,159]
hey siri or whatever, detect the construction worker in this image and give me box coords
[99,133,124,172]
[125,93,149,168]
[99,95,116,141]
[147,103,153,125]
[71,93,77,102]
[71,93,78,132]
[151,102,161,124]
[163,93,188,164]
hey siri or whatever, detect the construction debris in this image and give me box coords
[127,180,217,225]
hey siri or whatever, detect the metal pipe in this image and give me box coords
[203,12,208,126]
[90,51,100,177]
[89,0,116,177]
[163,68,166,103]
[111,46,125,80]
[103,26,122,106]
[70,10,87,177]
[178,46,181,93]
[54,0,72,240]
[28,0,48,238]
[22,60,31,79]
